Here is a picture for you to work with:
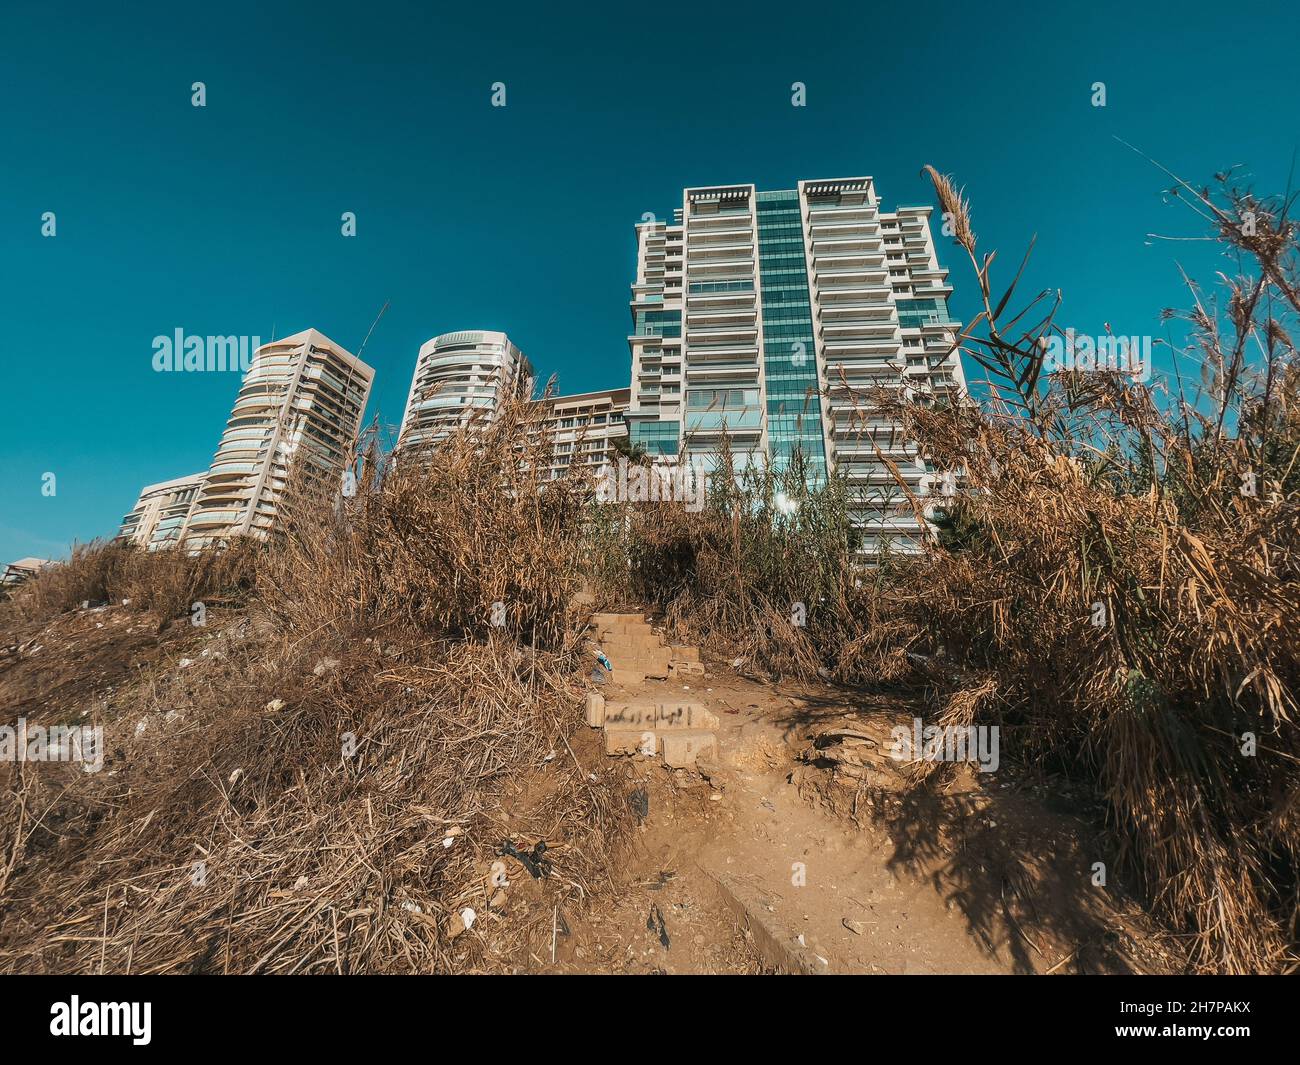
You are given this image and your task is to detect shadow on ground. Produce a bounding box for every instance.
[766,681,1178,975]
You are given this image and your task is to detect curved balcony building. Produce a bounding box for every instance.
[398,330,533,453]
[183,329,374,549]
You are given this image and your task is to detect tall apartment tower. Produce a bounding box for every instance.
[117,472,207,550]
[625,177,967,554]
[398,330,533,452]
[183,329,374,548]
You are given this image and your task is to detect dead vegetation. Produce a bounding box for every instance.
[0,398,628,973]
[587,441,897,681]
[0,539,257,631]
[856,163,1300,974]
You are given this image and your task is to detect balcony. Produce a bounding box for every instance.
[815,278,891,298]
[843,465,923,486]
[824,336,905,356]
[819,296,894,314]
[826,383,904,410]
[820,318,897,338]
[686,291,756,310]
[810,236,882,258]
[687,258,755,277]
[687,349,760,367]
[809,217,880,237]
[834,442,916,465]
[688,240,754,258]
[688,225,753,244]
[806,203,876,220]
[690,315,759,333]
[689,211,753,229]
[831,353,906,374]
[686,364,760,385]
[812,249,885,270]
[684,408,763,433]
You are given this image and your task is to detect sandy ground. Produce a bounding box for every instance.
[1,605,1184,975]
[544,655,1184,975]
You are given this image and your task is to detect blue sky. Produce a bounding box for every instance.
[2,0,1298,563]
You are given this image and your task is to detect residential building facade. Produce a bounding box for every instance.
[398,330,533,453]
[534,387,630,480]
[117,472,207,550]
[183,329,374,548]
[625,177,968,553]
[2,557,52,587]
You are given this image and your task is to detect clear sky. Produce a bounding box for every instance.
[2,0,1298,564]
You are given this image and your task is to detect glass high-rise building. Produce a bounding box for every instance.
[625,177,968,554]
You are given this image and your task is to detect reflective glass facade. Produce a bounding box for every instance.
[756,190,827,486]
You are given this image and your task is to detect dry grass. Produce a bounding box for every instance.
[0,396,629,973]
[850,165,1300,973]
[0,631,621,973]
[587,443,889,679]
[1,540,256,631]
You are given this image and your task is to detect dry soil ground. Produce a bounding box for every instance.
[547,654,1184,975]
[0,605,1185,974]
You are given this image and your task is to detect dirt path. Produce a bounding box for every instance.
[695,723,1008,974]
[554,652,1181,975]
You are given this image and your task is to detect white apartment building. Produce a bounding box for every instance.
[1,557,52,587]
[534,387,630,480]
[398,330,533,452]
[183,328,374,548]
[625,177,968,555]
[117,472,207,550]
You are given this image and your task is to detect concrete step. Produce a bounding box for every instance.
[603,701,720,731]
[661,730,718,769]
[587,693,720,731]
[604,727,718,769]
[589,613,704,686]
[589,690,719,770]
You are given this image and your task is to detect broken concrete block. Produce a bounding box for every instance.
[585,691,606,728]
[661,730,718,769]
[671,660,706,677]
[605,729,659,757]
[604,702,711,729]
[670,645,700,663]
[612,669,645,687]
